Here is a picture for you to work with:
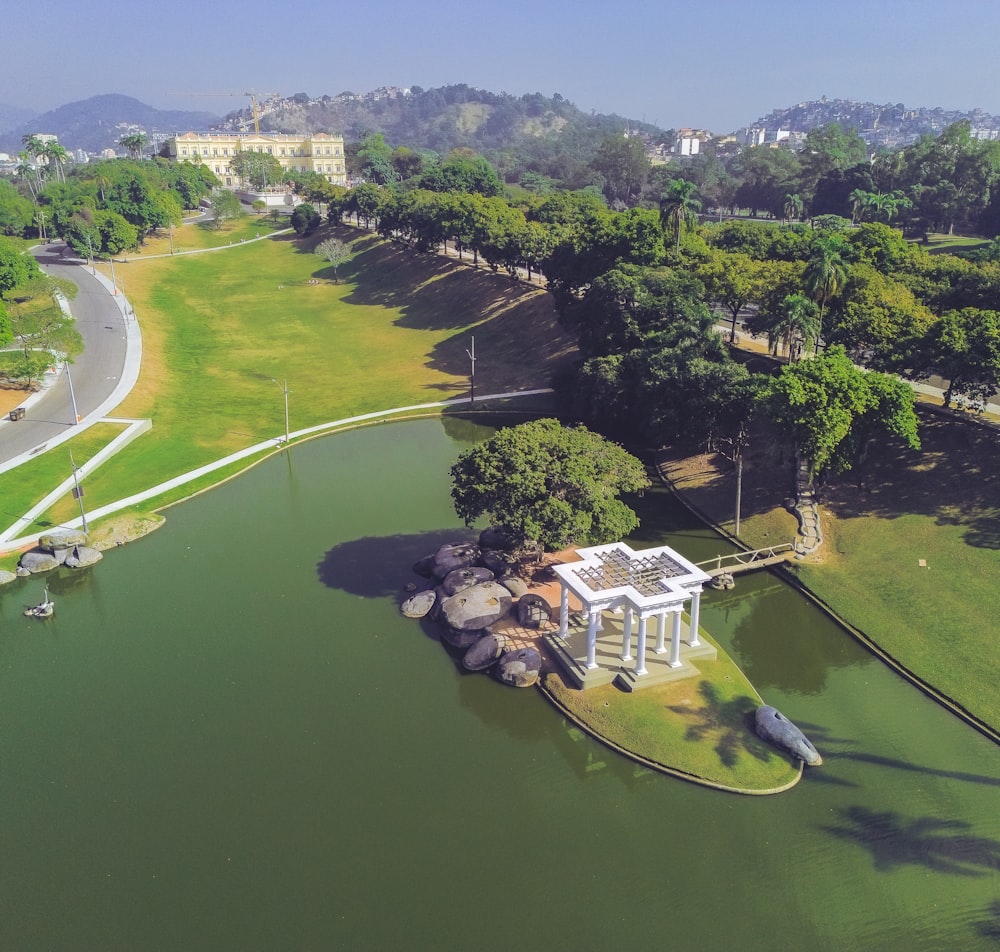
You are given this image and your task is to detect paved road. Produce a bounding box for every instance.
[0,245,130,468]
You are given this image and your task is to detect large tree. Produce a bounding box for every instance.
[763,344,919,482]
[591,134,650,206]
[229,149,283,190]
[659,178,701,252]
[450,418,651,550]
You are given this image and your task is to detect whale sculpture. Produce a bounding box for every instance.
[754,705,823,766]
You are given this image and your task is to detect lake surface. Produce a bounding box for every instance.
[2,417,998,951]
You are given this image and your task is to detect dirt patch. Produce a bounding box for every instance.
[0,385,31,417]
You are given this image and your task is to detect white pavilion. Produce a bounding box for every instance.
[546,542,716,691]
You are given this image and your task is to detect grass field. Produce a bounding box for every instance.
[658,408,1000,734]
[542,642,802,792]
[0,218,578,548]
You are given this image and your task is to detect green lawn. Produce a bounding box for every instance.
[0,223,576,542]
[659,410,1000,735]
[542,633,801,792]
[920,232,990,255]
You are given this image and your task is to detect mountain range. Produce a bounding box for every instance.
[4,88,1000,160]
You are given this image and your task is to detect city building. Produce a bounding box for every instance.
[162,131,347,187]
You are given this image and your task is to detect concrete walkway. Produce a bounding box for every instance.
[0,389,554,556]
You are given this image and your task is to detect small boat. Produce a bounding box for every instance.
[24,587,54,619]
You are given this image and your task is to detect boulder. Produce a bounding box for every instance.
[478,527,519,551]
[442,566,494,596]
[64,546,102,569]
[516,593,552,628]
[18,551,60,574]
[462,632,507,671]
[754,705,823,766]
[497,575,528,597]
[412,554,437,579]
[440,581,513,631]
[38,529,88,552]
[427,586,448,622]
[400,589,436,619]
[495,647,542,688]
[440,626,486,650]
[481,549,518,576]
[432,542,481,580]
[0,569,17,586]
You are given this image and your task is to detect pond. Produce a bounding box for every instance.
[1,417,998,951]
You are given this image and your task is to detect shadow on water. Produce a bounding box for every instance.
[823,806,1000,875]
[316,529,477,599]
[802,724,1000,788]
[667,681,776,769]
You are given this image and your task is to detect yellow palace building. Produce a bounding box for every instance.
[163,131,347,187]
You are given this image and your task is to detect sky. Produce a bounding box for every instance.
[6,0,1000,132]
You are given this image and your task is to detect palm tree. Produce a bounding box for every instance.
[848,188,874,225]
[769,293,820,360]
[802,237,848,352]
[119,132,148,160]
[43,141,69,183]
[782,193,804,226]
[15,151,42,200]
[881,190,912,228]
[659,179,701,252]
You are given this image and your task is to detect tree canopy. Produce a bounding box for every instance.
[450,418,651,550]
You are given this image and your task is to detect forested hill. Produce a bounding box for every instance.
[237,85,671,167]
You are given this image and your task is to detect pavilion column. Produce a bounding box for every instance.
[558,585,570,637]
[654,611,667,653]
[620,607,634,662]
[634,615,649,676]
[586,609,600,669]
[688,590,702,647]
[669,609,683,667]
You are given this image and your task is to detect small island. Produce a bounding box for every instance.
[401,417,805,794]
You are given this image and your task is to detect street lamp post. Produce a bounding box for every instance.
[109,255,117,295]
[69,450,88,533]
[272,378,290,447]
[465,336,477,405]
[64,360,81,424]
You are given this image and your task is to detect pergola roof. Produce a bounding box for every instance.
[552,542,711,614]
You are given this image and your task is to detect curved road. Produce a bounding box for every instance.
[0,245,133,472]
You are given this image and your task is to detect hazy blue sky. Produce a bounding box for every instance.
[6,0,1000,131]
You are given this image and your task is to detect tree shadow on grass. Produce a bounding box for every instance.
[667,680,776,768]
[824,413,1000,550]
[823,805,1000,875]
[975,900,1000,942]
[316,529,476,599]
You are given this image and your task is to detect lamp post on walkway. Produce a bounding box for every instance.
[465,336,477,405]
[69,449,88,533]
[65,360,81,424]
[272,378,290,447]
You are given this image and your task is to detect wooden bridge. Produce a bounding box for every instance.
[697,543,795,577]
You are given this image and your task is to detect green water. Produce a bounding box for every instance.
[1,418,998,951]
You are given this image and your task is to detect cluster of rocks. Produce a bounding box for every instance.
[400,529,552,688]
[15,529,103,577]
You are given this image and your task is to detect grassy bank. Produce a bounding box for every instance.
[1,221,577,530]
[542,637,802,793]
[659,409,1000,734]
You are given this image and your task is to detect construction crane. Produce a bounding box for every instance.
[170,91,281,134]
